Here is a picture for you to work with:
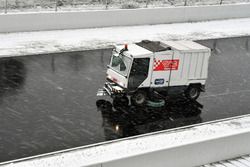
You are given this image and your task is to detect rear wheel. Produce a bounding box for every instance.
[131,90,147,106]
[185,86,200,100]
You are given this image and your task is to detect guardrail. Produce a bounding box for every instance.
[0,4,250,33]
[1,115,250,167]
[1,0,250,14]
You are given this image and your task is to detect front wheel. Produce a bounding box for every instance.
[185,86,201,100]
[131,90,147,106]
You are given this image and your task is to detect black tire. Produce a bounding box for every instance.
[113,96,129,110]
[131,90,147,106]
[185,86,200,100]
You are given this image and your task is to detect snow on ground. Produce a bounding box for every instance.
[1,17,250,57]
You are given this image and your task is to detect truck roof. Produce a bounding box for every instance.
[163,41,210,51]
[136,40,172,52]
[116,43,152,56]
[115,40,210,57]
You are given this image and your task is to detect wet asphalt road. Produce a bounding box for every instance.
[1,36,250,162]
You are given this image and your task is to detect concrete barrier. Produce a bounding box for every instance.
[0,4,250,33]
[1,115,250,167]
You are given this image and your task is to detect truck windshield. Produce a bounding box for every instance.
[110,51,132,76]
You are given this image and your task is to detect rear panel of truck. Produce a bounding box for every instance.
[169,50,210,86]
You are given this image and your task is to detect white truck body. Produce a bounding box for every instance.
[98,40,211,104]
[150,41,210,88]
[107,40,211,89]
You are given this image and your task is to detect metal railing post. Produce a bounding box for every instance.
[105,0,109,9]
[4,0,8,14]
[55,0,58,11]
[184,0,188,6]
[167,0,174,6]
[146,0,150,8]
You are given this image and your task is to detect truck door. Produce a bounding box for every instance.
[128,58,150,90]
[151,51,175,87]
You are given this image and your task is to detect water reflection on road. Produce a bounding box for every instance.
[97,99,202,140]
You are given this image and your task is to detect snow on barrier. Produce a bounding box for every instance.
[0,4,250,33]
[1,114,250,167]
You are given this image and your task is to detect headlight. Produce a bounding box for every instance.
[107,74,112,80]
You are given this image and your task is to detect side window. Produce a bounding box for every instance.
[128,58,150,89]
[130,58,150,76]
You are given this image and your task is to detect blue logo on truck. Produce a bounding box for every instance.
[155,79,164,85]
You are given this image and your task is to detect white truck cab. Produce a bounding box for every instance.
[97,40,211,106]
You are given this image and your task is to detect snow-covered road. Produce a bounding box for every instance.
[0,17,250,57]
